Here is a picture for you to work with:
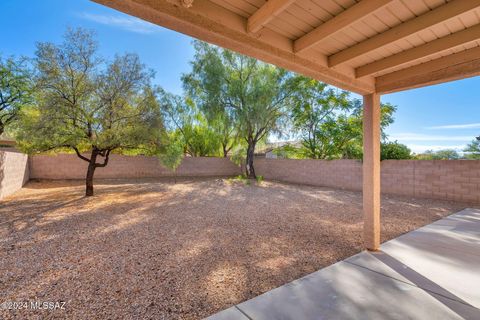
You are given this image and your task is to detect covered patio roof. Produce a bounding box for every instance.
[93,0,480,251]
[93,0,480,95]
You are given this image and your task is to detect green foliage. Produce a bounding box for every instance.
[0,55,33,135]
[464,138,480,159]
[18,28,164,155]
[16,28,167,196]
[381,141,412,160]
[272,144,305,159]
[158,133,184,172]
[342,142,363,160]
[159,89,223,157]
[182,41,297,177]
[335,101,397,160]
[230,143,247,166]
[182,45,239,157]
[289,81,398,160]
[349,100,397,142]
[416,149,461,160]
[256,175,264,184]
[290,76,354,159]
[226,174,250,185]
[208,112,239,157]
[157,133,184,183]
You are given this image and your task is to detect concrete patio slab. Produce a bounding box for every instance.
[206,208,480,319]
[237,260,472,320]
[348,209,480,309]
[207,307,250,320]
[378,208,480,309]
[424,208,480,238]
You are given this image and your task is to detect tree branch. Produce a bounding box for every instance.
[72,146,91,162]
[95,149,111,167]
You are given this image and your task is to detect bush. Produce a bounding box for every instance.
[415,149,461,160]
[381,141,412,160]
[227,175,249,185]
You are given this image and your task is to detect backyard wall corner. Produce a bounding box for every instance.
[0,149,29,199]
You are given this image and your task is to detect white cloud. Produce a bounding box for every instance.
[426,123,480,130]
[78,12,161,34]
[390,133,472,141]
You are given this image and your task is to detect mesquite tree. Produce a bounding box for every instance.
[17,28,164,196]
[183,46,239,158]
[464,137,480,159]
[290,82,397,160]
[0,56,32,136]
[290,76,353,159]
[183,41,295,178]
[159,90,223,157]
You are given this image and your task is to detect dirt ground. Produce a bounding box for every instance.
[0,178,466,319]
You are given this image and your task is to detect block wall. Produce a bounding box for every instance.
[0,149,29,199]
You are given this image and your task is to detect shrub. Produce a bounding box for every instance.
[381,141,412,160]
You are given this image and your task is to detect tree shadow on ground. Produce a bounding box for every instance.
[0,178,468,319]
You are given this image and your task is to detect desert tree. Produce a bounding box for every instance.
[17,28,166,196]
[158,132,184,183]
[182,41,296,178]
[289,76,353,159]
[182,44,239,158]
[341,100,397,159]
[464,137,480,159]
[0,55,32,136]
[159,89,223,157]
[416,149,461,160]
[381,141,412,160]
[290,82,398,160]
[209,112,238,157]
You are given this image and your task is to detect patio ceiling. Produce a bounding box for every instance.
[93,0,480,94]
[92,0,480,251]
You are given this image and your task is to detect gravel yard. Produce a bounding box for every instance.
[0,178,465,319]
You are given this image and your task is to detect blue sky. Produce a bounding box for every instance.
[1,0,478,153]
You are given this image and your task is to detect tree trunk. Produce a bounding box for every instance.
[223,145,228,158]
[85,150,98,197]
[246,141,256,179]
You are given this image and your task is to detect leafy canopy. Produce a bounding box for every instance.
[182,41,297,177]
[416,149,461,160]
[381,141,412,160]
[159,89,223,157]
[17,28,164,157]
[289,77,355,159]
[0,55,33,136]
[289,79,398,160]
[464,138,480,160]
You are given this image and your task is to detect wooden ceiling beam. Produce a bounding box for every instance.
[294,0,393,53]
[356,23,480,78]
[91,0,375,94]
[247,0,296,34]
[376,46,480,93]
[329,0,480,67]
